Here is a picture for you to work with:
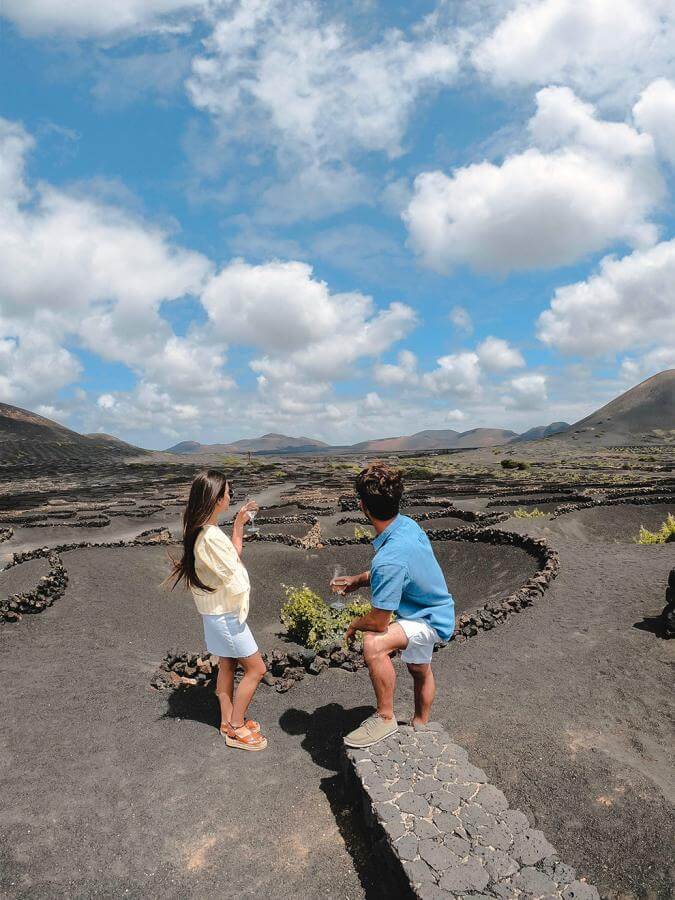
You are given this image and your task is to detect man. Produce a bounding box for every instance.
[333,463,455,748]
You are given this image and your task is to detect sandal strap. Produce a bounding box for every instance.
[221,719,260,734]
[226,722,264,744]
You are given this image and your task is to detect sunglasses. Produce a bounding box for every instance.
[226,481,235,500]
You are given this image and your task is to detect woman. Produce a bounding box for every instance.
[168,469,268,751]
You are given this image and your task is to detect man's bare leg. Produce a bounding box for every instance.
[362,623,409,720]
[407,662,436,725]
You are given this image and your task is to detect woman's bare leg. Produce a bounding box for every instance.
[230,651,266,728]
[215,656,236,728]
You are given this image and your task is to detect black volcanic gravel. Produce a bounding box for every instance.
[1,503,673,898]
[550,502,674,543]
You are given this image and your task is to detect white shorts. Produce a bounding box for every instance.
[398,618,440,665]
[202,613,258,659]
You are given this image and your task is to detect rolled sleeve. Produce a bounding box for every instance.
[371,563,407,613]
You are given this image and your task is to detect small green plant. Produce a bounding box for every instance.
[403,465,437,479]
[280,585,371,650]
[500,458,529,470]
[354,524,375,539]
[636,514,675,544]
[513,506,547,519]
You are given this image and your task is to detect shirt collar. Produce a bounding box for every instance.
[372,514,402,550]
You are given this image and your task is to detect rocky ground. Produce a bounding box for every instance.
[0,451,673,898]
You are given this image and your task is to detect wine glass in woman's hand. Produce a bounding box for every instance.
[243,496,260,534]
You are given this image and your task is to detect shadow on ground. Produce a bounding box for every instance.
[633,614,673,639]
[161,682,221,728]
[280,703,394,900]
[160,687,392,898]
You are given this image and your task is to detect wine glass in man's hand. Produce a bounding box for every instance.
[330,564,348,595]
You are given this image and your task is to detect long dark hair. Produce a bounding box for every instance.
[167,469,230,592]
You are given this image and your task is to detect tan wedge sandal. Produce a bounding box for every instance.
[223,721,267,751]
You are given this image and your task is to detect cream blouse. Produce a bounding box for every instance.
[190,524,250,622]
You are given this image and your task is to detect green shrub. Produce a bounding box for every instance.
[404,465,437,479]
[500,458,529,470]
[636,514,675,545]
[354,524,375,539]
[513,506,546,519]
[280,584,371,650]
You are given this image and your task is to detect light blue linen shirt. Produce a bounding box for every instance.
[370,514,455,641]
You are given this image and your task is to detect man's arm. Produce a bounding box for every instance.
[345,606,391,643]
[332,570,370,593]
[345,562,406,642]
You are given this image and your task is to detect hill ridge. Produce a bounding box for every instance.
[555,369,675,446]
[0,402,146,466]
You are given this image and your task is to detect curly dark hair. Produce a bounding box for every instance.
[355,462,404,521]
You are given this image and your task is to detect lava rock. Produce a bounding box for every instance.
[308,656,327,675]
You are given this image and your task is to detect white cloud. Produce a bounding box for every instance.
[449,306,473,334]
[187,0,458,165]
[0,116,230,417]
[257,163,373,224]
[505,373,548,409]
[1,116,425,441]
[633,78,675,168]
[537,238,675,358]
[446,408,466,422]
[97,394,116,409]
[1,192,210,322]
[374,350,419,386]
[202,259,416,382]
[476,336,524,372]
[87,381,206,441]
[620,347,675,383]
[1,0,207,37]
[404,86,662,273]
[472,0,675,107]
[373,338,525,400]
[363,391,384,411]
[0,332,81,407]
[422,352,483,398]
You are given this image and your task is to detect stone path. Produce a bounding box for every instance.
[344,725,600,900]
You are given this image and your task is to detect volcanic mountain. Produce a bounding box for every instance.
[348,430,460,454]
[556,369,675,446]
[0,403,146,466]
[510,422,570,443]
[165,433,329,454]
[345,428,517,453]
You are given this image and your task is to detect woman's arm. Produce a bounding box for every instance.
[231,501,257,557]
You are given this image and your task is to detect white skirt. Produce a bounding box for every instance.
[202,613,258,659]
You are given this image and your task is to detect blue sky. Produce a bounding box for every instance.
[1,1,674,449]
